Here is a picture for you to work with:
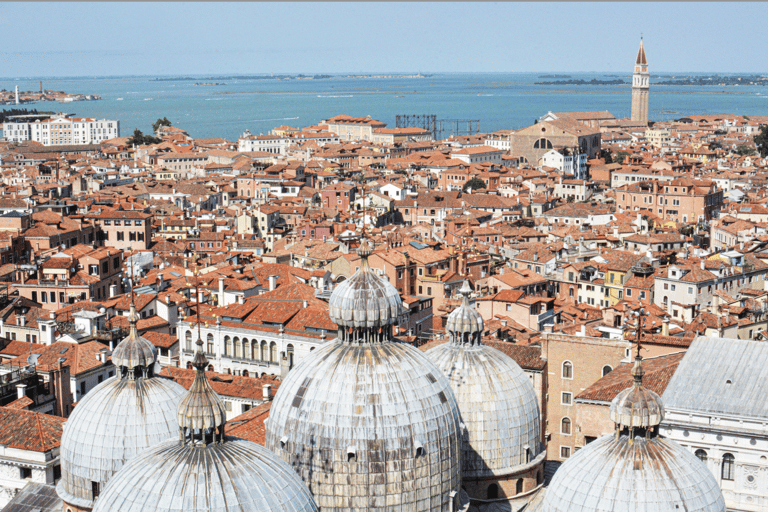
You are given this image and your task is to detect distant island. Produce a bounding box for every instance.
[193,82,225,86]
[535,78,627,85]
[538,74,571,79]
[151,73,430,82]
[655,74,768,86]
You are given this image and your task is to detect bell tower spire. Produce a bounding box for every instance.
[631,36,650,126]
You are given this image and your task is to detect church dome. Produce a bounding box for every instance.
[92,335,318,512]
[266,240,467,512]
[111,305,156,369]
[56,307,185,510]
[533,356,725,512]
[444,280,484,341]
[327,239,403,329]
[426,341,543,479]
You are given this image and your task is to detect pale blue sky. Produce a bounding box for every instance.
[1,2,765,77]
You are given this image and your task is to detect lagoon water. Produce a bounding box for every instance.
[1,73,767,141]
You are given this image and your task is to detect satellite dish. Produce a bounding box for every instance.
[26,353,40,366]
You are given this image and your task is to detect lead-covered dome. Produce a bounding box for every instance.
[93,335,319,512]
[111,304,156,369]
[328,239,402,329]
[57,307,185,510]
[266,239,467,512]
[265,340,465,511]
[533,355,725,512]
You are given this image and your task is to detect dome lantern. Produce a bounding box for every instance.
[445,279,484,346]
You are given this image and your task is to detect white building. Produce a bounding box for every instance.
[662,336,768,512]
[237,130,291,154]
[541,148,588,179]
[3,115,119,145]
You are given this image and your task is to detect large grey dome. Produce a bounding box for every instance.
[536,434,725,512]
[93,329,319,512]
[91,437,318,512]
[533,355,725,512]
[328,239,402,329]
[265,340,466,511]
[56,375,185,509]
[426,342,543,478]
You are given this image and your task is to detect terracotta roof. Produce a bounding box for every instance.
[227,401,272,446]
[0,407,64,452]
[576,352,686,403]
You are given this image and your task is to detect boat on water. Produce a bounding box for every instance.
[143,98,154,101]
[116,97,123,101]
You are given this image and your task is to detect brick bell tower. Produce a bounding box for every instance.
[631,37,649,126]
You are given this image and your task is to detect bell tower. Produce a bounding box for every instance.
[631,37,649,126]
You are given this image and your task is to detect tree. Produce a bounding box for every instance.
[754,125,768,157]
[613,150,630,165]
[734,144,757,156]
[152,117,172,133]
[462,177,486,193]
[127,129,161,146]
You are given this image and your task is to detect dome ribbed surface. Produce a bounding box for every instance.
[535,434,726,512]
[91,438,318,512]
[265,340,464,512]
[426,342,543,478]
[111,331,157,369]
[176,365,227,432]
[327,241,402,329]
[445,281,483,337]
[610,385,664,429]
[56,376,185,509]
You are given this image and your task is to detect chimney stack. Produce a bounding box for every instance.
[269,275,278,291]
[662,316,670,336]
[16,384,27,400]
[263,384,273,401]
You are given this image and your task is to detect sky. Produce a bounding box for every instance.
[2,2,767,77]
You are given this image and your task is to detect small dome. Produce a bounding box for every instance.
[111,306,156,369]
[56,376,185,509]
[328,239,402,329]
[92,438,318,512]
[176,345,227,433]
[445,280,484,342]
[610,358,664,429]
[426,341,543,478]
[535,435,725,512]
[265,340,466,511]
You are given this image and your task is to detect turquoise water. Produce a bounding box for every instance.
[2,73,767,141]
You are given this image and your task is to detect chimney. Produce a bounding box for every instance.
[269,275,278,291]
[662,316,670,336]
[16,383,27,400]
[157,273,164,292]
[303,300,308,308]
[53,358,73,417]
[219,277,225,305]
[579,324,586,337]
[263,384,273,401]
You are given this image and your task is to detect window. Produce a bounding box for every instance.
[561,392,572,405]
[602,365,613,377]
[20,467,32,479]
[560,446,571,459]
[695,449,708,462]
[722,453,735,481]
[561,418,572,435]
[562,361,573,379]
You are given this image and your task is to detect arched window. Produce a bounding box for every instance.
[722,453,735,481]
[487,483,498,499]
[516,478,523,495]
[251,342,258,360]
[287,344,295,369]
[561,417,571,435]
[225,337,232,357]
[270,342,277,363]
[695,449,708,462]
[185,331,192,351]
[233,337,240,358]
[261,340,268,361]
[206,333,214,355]
[242,369,249,377]
[562,361,573,379]
[186,361,192,369]
[533,138,553,150]
[602,365,613,377]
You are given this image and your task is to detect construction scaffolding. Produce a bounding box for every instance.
[395,114,480,141]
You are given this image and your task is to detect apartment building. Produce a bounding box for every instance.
[320,114,386,141]
[237,131,291,154]
[616,178,724,224]
[3,115,119,145]
[92,209,153,251]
